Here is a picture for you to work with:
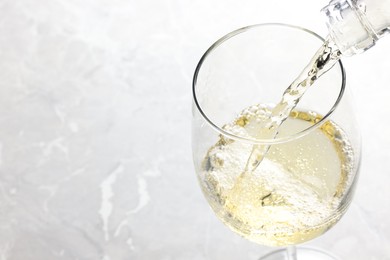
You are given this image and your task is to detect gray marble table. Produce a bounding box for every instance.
[0,0,389,259]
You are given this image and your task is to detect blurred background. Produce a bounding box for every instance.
[0,0,389,259]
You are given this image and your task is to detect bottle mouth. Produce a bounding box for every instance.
[321,0,378,56]
[192,23,346,145]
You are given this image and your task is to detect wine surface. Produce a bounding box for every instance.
[201,107,354,246]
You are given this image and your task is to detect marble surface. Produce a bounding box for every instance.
[0,0,390,259]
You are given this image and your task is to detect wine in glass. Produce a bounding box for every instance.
[192,24,361,259]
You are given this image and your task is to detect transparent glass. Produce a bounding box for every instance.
[322,0,390,56]
[192,24,361,259]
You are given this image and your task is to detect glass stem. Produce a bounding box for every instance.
[286,246,297,260]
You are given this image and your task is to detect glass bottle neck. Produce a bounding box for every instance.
[322,0,389,56]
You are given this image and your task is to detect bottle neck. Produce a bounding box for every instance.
[322,0,379,56]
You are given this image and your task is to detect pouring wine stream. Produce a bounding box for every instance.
[244,37,342,174]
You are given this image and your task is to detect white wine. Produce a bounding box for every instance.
[244,38,342,173]
[200,106,355,246]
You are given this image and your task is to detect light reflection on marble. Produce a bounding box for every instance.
[0,0,390,259]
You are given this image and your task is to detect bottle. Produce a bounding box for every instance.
[322,0,390,56]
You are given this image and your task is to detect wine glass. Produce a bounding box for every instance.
[192,24,361,260]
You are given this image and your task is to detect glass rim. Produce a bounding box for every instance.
[192,23,346,145]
